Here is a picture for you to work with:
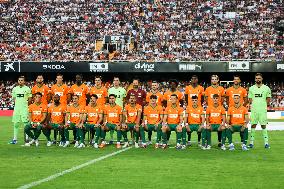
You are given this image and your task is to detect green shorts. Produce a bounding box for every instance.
[168,124,178,131]
[12,114,29,123]
[147,124,161,131]
[25,124,43,130]
[66,123,77,130]
[50,123,63,129]
[250,111,268,125]
[84,123,96,130]
[230,125,244,132]
[211,124,220,132]
[127,123,135,130]
[189,124,200,132]
[106,123,117,130]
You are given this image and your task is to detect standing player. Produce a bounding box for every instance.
[88,76,108,106]
[122,94,142,148]
[126,78,146,106]
[69,74,88,107]
[50,74,70,106]
[226,95,249,151]
[31,75,51,105]
[9,76,32,144]
[161,94,184,149]
[108,77,126,143]
[184,96,205,148]
[184,75,204,146]
[82,94,103,148]
[99,94,123,149]
[24,92,47,147]
[64,95,85,148]
[205,94,226,150]
[225,75,248,142]
[204,75,225,147]
[43,94,66,146]
[248,73,271,148]
[163,79,184,107]
[141,95,164,148]
[145,81,163,143]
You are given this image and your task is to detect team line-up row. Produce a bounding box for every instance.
[11,73,272,150]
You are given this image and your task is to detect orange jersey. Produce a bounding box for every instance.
[185,106,204,124]
[48,104,66,124]
[124,104,142,123]
[84,105,103,124]
[88,86,108,105]
[50,84,69,105]
[205,86,225,106]
[104,104,122,124]
[146,91,164,106]
[67,104,84,124]
[28,103,48,122]
[70,84,88,106]
[32,84,50,105]
[143,105,163,124]
[185,85,204,107]
[206,105,226,124]
[228,105,248,125]
[226,86,247,107]
[163,90,183,106]
[164,105,183,124]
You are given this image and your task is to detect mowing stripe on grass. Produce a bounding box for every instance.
[17,147,132,189]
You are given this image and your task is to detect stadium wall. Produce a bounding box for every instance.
[0,61,283,73]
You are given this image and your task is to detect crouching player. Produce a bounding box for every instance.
[226,95,249,151]
[204,94,226,150]
[82,94,103,148]
[122,94,142,148]
[184,95,205,148]
[24,92,47,147]
[99,94,123,149]
[161,94,184,149]
[64,95,85,148]
[141,95,164,149]
[43,94,66,146]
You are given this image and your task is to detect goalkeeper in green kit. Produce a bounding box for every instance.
[9,76,32,144]
[248,73,271,149]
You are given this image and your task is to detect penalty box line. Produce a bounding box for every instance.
[17,147,132,189]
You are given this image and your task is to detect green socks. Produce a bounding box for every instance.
[140,127,146,143]
[250,128,256,144]
[262,128,269,144]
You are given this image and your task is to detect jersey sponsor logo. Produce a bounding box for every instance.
[16,94,24,98]
[190,94,198,98]
[129,112,137,117]
[232,93,240,98]
[211,113,220,117]
[149,114,159,118]
[96,94,103,98]
[190,113,200,118]
[232,114,242,118]
[55,92,63,96]
[33,111,42,115]
[71,113,80,117]
[109,113,118,117]
[74,92,82,96]
[168,114,178,118]
[255,94,263,97]
[52,112,62,116]
[89,113,98,117]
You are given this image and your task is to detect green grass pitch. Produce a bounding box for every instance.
[1,117,284,189]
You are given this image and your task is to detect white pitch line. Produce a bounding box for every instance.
[17,147,132,189]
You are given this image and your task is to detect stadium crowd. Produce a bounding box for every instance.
[0,0,283,61]
[1,79,284,110]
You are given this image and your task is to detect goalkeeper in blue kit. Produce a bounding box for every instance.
[248,73,271,149]
[9,76,32,144]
